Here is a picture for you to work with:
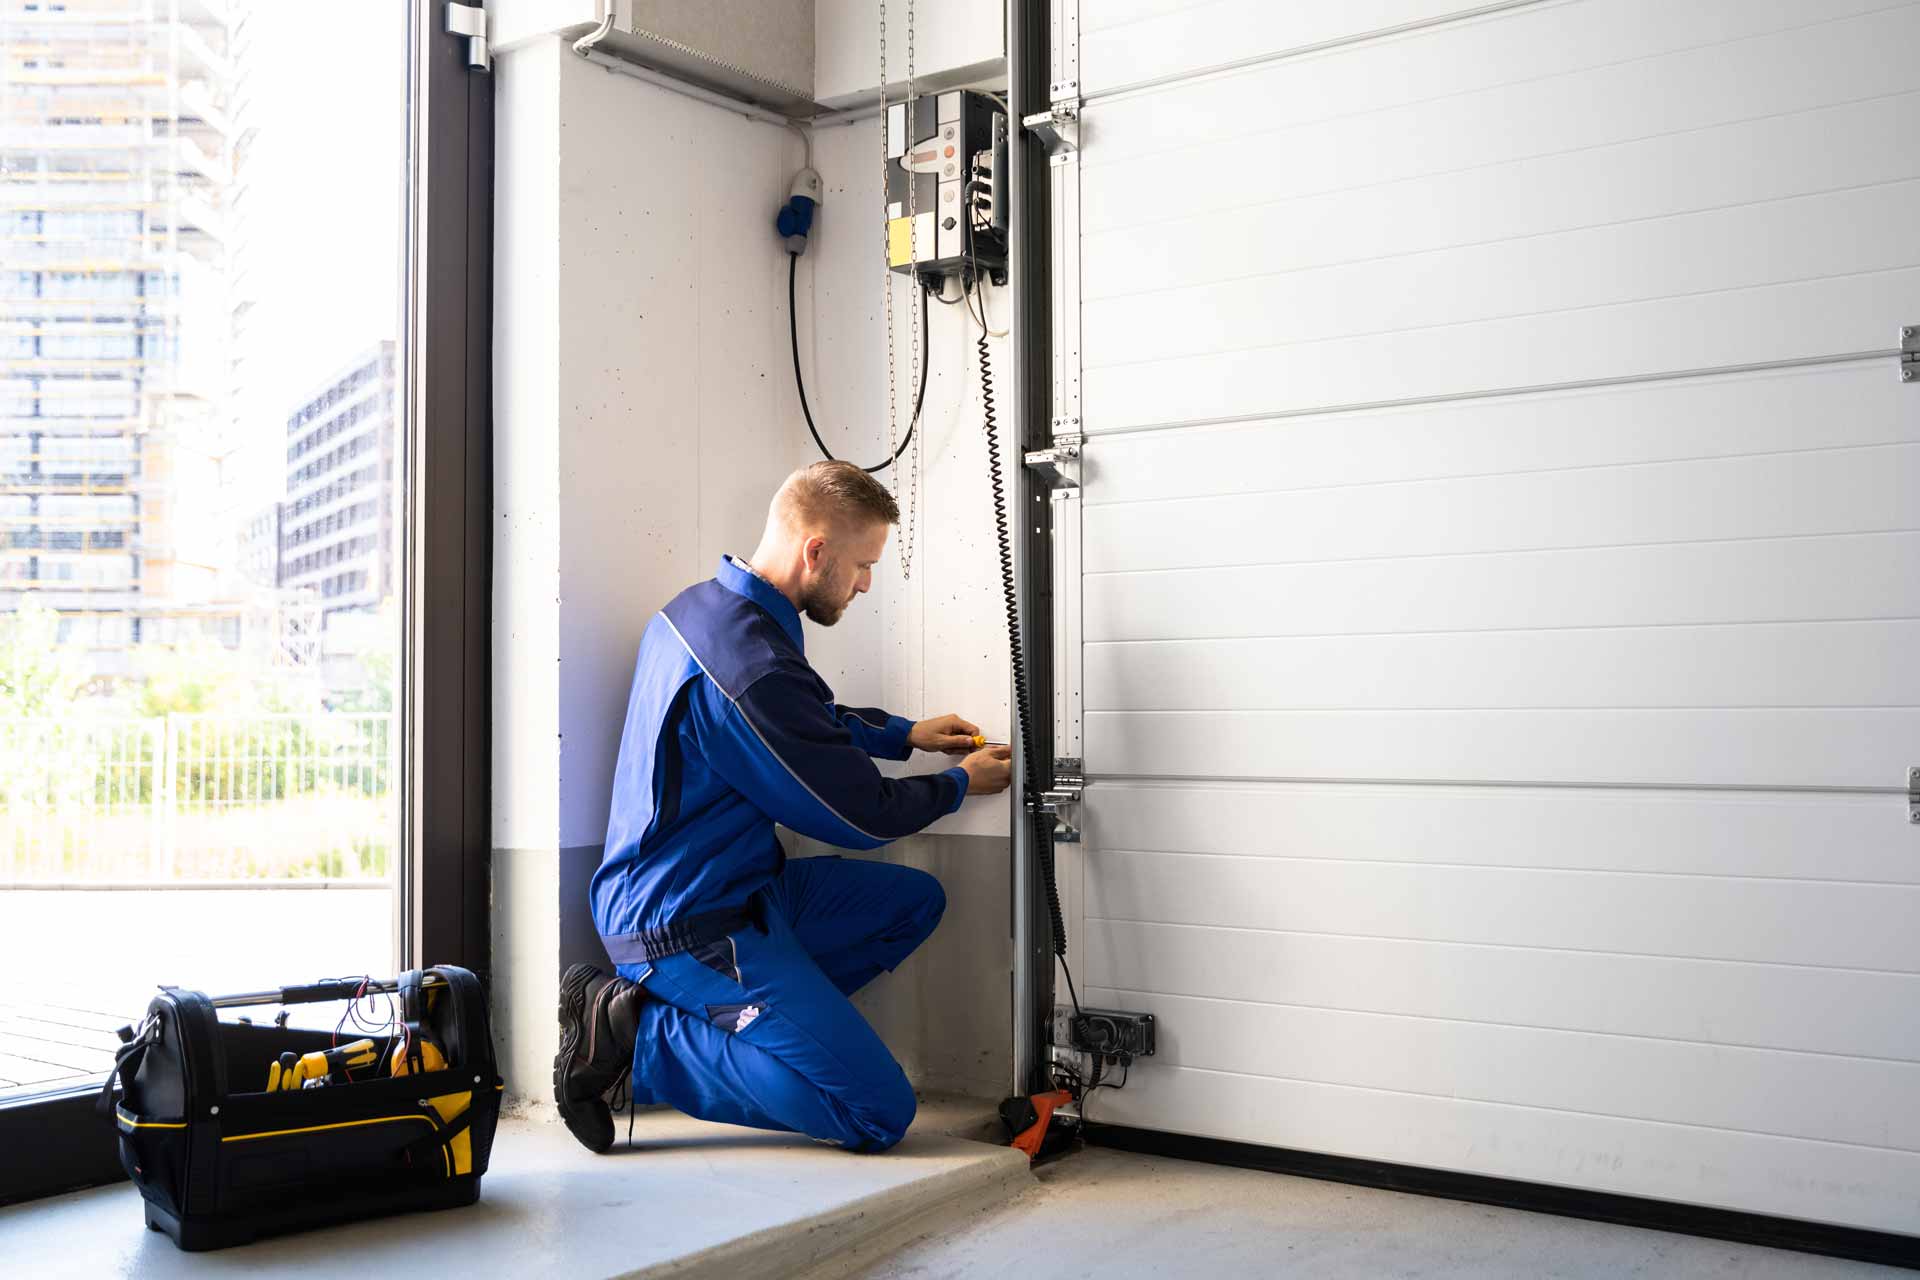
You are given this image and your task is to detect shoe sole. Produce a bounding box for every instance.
[553,963,615,1154]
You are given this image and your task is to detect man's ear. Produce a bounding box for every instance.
[803,535,827,571]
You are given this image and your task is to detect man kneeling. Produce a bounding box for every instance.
[555,461,1013,1153]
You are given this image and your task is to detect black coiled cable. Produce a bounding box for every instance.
[789,253,929,474]
[975,308,1081,1018]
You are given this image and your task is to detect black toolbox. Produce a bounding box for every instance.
[99,966,503,1251]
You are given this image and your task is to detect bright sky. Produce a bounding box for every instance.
[227,0,407,503]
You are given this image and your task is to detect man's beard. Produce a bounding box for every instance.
[799,567,850,626]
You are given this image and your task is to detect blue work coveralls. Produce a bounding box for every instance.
[590,556,971,1151]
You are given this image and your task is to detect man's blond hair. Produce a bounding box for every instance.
[776,460,899,532]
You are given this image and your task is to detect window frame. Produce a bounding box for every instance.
[0,0,493,1207]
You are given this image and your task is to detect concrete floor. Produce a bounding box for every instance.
[845,1147,1910,1280]
[1,1097,1026,1280]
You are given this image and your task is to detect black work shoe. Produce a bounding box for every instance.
[553,962,644,1154]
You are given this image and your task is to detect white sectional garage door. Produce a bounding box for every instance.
[1059,0,1920,1235]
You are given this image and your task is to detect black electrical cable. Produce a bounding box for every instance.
[788,253,930,474]
[1080,1056,1130,1123]
[972,277,1080,1021]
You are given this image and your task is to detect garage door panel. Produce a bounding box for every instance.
[1087,708,1914,790]
[1087,621,1920,711]
[1085,919,1920,1061]
[1087,181,1920,372]
[1085,989,1920,1154]
[1080,0,1901,106]
[1082,3,1917,227]
[1085,268,1915,432]
[1085,441,1919,573]
[1059,0,1920,1233]
[1088,93,1918,298]
[1083,783,1920,883]
[1088,534,1920,644]
[1087,1066,1920,1236]
[1081,0,1505,93]
[1082,850,1920,972]
[1080,363,1913,505]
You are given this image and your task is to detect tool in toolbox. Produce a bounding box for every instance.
[99,965,503,1252]
[266,1038,379,1091]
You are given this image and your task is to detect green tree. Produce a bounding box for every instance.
[133,634,237,716]
[0,599,88,716]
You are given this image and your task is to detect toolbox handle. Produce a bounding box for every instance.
[207,975,453,1009]
[273,979,377,1005]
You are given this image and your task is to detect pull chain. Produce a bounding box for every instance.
[879,0,895,487]
[879,1,921,580]
[898,0,921,580]
[878,2,906,578]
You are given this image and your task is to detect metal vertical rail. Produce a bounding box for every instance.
[1008,0,1058,1097]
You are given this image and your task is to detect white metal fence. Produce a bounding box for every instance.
[0,714,396,883]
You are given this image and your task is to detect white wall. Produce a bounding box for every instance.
[815,0,1006,106]
[492,38,1016,1105]
[490,37,566,1101]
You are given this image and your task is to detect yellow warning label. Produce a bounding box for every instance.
[888,217,914,268]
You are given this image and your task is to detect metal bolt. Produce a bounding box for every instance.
[1906,369,1918,382]
[418,1098,430,1107]
[1905,327,1917,341]
[209,1106,219,1116]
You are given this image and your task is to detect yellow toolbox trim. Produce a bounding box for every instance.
[222,1114,452,1175]
[115,1108,187,1131]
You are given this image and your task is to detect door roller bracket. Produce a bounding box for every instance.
[1909,766,1919,825]
[1025,430,1081,490]
[1022,99,1080,157]
[1033,757,1084,843]
[1903,326,1919,384]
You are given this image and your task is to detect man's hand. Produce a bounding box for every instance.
[959,744,1013,797]
[909,713,982,756]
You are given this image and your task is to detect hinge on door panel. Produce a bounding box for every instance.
[1909,766,1919,824]
[1022,95,1079,157]
[446,2,490,72]
[1902,327,1919,384]
[1025,428,1081,489]
[1033,757,1083,843]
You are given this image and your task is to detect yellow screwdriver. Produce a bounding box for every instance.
[275,1039,379,1090]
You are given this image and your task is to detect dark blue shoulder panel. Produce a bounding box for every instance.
[661,579,802,700]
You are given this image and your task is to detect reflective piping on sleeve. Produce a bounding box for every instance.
[659,614,887,845]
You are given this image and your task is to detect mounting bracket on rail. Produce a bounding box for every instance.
[1033,757,1084,843]
[1903,326,1919,384]
[1025,428,1082,489]
[1908,766,1919,824]
[1022,93,1080,157]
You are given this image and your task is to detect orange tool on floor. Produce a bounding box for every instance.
[1004,1089,1074,1160]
